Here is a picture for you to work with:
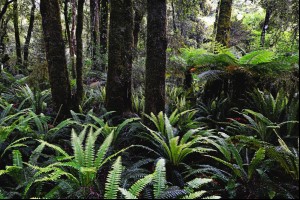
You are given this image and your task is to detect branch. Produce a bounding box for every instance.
[0,0,16,21]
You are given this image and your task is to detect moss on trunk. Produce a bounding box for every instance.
[145,0,167,115]
[40,0,72,121]
[105,0,134,115]
[215,0,233,48]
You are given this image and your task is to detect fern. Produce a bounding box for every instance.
[153,159,166,199]
[104,157,123,199]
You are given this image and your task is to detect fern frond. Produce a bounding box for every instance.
[153,159,166,199]
[186,178,213,189]
[119,188,138,199]
[104,157,123,199]
[129,174,153,197]
[71,129,85,166]
[181,191,206,199]
[95,131,113,169]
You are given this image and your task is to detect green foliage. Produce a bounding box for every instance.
[105,157,123,199]
[227,109,298,142]
[142,112,214,166]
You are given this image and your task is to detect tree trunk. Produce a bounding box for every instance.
[215,0,233,48]
[0,0,15,21]
[40,0,72,121]
[145,0,167,115]
[260,6,272,47]
[23,0,35,68]
[133,9,144,49]
[99,0,108,71]
[105,0,133,115]
[64,0,77,78]
[13,0,22,66]
[171,0,177,33]
[75,0,85,109]
[90,0,100,70]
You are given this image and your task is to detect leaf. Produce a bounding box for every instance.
[104,157,123,199]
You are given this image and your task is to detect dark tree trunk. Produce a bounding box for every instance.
[145,0,167,115]
[40,0,72,121]
[64,0,71,47]
[13,0,22,66]
[75,0,85,110]
[99,0,108,71]
[106,0,133,115]
[171,0,177,33]
[90,0,100,70]
[133,9,143,49]
[215,0,233,48]
[260,6,272,47]
[23,0,35,68]
[0,0,15,21]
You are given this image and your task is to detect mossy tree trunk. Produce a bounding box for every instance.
[23,0,35,68]
[215,0,233,48]
[145,0,167,115]
[90,0,100,70]
[75,0,85,110]
[13,0,22,67]
[40,0,72,121]
[99,0,108,71]
[105,0,134,115]
[133,9,144,49]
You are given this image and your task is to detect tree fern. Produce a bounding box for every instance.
[104,157,123,199]
[239,50,276,65]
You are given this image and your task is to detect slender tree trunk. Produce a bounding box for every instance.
[0,0,15,21]
[99,0,108,71]
[64,0,71,47]
[106,0,133,115]
[23,0,35,67]
[215,0,233,48]
[90,0,100,70]
[70,0,77,78]
[40,0,72,121]
[133,9,143,49]
[13,0,22,66]
[75,0,85,109]
[145,0,167,115]
[260,6,272,47]
[171,0,177,33]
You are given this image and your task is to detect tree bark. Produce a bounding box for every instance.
[40,0,72,121]
[99,0,108,71]
[215,0,233,48]
[90,0,100,70]
[23,0,35,68]
[75,0,85,109]
[145,0,167,115]
[260,6,272,47]
[171,0,177,33]
[105,0,133,115]
[0,0,15,21]
[13,0,22,66]
[133,9,144,49]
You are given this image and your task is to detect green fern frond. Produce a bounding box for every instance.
[104,157,123,199]
[71,129,85,166]
[239,50,276,65]
[12,150,23,168]
[181,191,206,199]
[186,178,213,189]
[153,159,166,199]
[129,174,153,197]
[119,188,138,199]
[95,131,114,169]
